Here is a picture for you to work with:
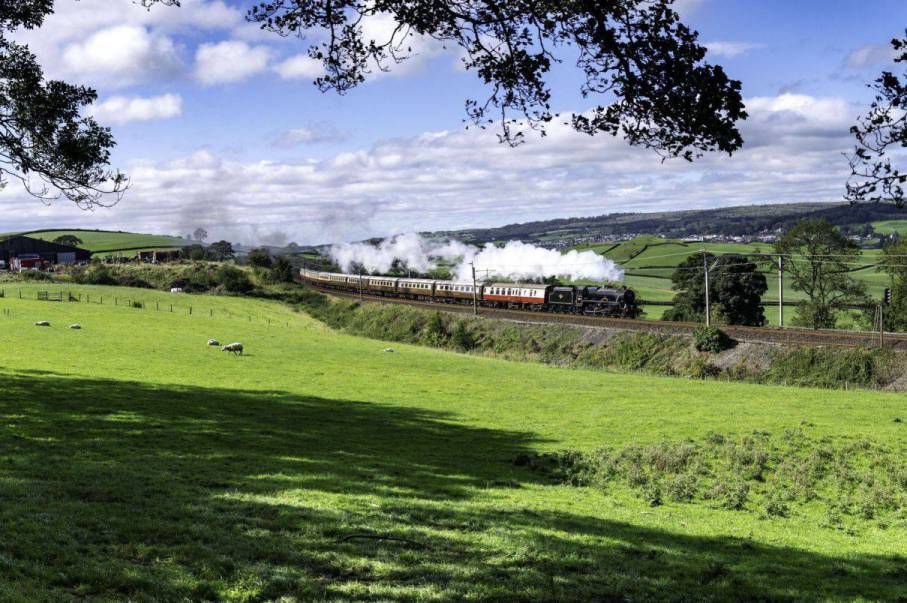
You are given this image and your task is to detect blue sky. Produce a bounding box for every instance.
[3,0,906,245]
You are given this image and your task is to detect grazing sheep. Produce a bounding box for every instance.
[170,287,183,294]
[221,342,243,355]
[34,321,50,327]
[207,339,220,346]
[69,324,81,330]
[384,348,395,353]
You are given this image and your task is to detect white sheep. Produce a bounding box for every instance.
[207,339,220,346]
[221,342,243,355]
[34,321,50,327]
[384,348,395,353]
[170,287,183,294]
[69,324,82,330]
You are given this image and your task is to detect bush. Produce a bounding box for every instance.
[692,325,732,353]
[247,248,273,269]
[75,265,117,286]
[269,257,295,283]
[131,300,144,309]
[215,265,253,293]
[764,347,892,389]
[688,356,721,379]
[451,321,476,351]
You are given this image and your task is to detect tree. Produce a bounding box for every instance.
[0,3,127,207]
[663,252,766,326]
[52,234,83,247]
[270,256,295,283]
[182,244,206,261]
[247,248,273,268]
[147,0,746,159]
[879,239,907,331]
[206,240,235,261]
[193,228,209,242]
[845,32,907,205]
[774,220,867,329]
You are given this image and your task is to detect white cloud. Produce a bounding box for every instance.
[273,123,348,147]
[844,44,896,69]
[704,41,763,58]
[90,94,183,124]
[0,93,863,246]
[275,53,324,80]
[60,25,181,87]
[195,41,271,84]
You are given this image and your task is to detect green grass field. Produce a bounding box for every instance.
[6,229,191,255]
[0,283,904,600]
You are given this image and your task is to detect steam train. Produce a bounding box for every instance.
[300,269,641,318]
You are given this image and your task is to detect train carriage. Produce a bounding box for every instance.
[397,278,435,299]
[365,275,399,296]
[434,281,477,303]
[483,283,549,310]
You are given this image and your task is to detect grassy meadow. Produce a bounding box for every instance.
[3,229,191,255]
[0,283,904,600]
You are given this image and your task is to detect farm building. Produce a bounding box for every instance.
[0,235,91,269]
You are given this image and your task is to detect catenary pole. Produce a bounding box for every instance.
[778,255,784,328]
[703,250,710,327]
[471,263,478,316]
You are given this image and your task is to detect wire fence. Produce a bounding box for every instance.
[0,288,293,328]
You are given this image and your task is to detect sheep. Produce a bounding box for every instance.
[34,321,50,327]
[207,339,220,346]
[221,342,243,355]
[69,324,82,330]
[170,287,183,294]
[383,348,395,353]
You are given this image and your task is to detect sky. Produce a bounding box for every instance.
[2,0,906,245]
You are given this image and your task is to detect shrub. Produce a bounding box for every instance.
[131,300,144,309]
[451,321,476,351]
[75,265,117,286]
[269,257,295,283]
[424,312,448,346]
[764,347,891,389]
[688,356,721,379]
[247,248,273,269]
[692,325,732,353]
[215,265,253,294]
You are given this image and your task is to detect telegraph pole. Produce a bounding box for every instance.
[471,262,479,316]
[703,250,710,327]
[777,255,784,328]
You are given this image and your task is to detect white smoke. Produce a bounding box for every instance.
[329,233,623,283]
[453,240,623,282]
[329,233,468,274]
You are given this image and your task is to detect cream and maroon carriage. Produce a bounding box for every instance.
[396,278,435,299]
[481,283,550,311]
[433,281,477,304]
[365,275,399,296]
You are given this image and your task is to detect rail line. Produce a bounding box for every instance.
[305,282,907,350]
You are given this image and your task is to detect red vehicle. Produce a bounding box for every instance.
[13,254,43,271]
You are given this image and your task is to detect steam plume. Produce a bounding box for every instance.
[329,233,623,283]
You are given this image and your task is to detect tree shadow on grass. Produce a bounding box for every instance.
[0,369,903,601]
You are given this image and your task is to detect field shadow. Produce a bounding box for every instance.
[0,370,903,600]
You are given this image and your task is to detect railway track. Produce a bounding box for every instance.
[305,283,907,350]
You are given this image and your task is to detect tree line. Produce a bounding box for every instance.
[663,219,907,330]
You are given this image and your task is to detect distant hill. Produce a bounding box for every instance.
[4,229,194,256]
[428,202,907,246]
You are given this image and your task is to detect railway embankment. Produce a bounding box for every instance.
[297,286,907,391]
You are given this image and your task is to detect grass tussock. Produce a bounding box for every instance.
[516,428,907,532]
